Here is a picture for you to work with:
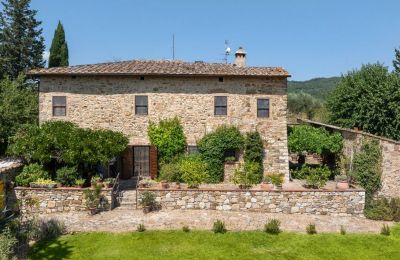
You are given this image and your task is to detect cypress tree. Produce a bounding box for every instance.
[48,21,69,67]
[0,0,45,79]
[393,48,400,74]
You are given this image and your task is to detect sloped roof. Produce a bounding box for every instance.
[28,60,290,77]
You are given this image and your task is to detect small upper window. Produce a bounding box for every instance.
[52,96,66,116]
[135,96,148,115]
[187,145,199,154]
[257,98,270,118]
[214,96,227,116]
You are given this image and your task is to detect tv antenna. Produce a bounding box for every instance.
[224,40,231,64]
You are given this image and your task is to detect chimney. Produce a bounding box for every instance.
[234,47,247,67]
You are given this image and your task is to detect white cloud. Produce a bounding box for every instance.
[42,51,50,62]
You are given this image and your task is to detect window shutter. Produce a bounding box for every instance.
[149,145,158,179]
[121,146,133,179]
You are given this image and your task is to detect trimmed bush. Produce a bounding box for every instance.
[292,166,330,188]
[340,226,346,235]
[159,162,181,182]
[233,161,262,188]
[179,155,209,188]
[198,126,244,182]
[266,174,284,187]
[15,163,49,187]
[306,223,317,234]
[365,197,400,221]
[381,224,390,236]
[264,219,282,235]
[148,117,186,164]
[182,226,190,232]
[137,224,146,232]
[33,219,66,241]
[212,220,227,234]
[56,166,79,186]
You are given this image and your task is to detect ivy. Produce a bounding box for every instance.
[243,131,264,181]
[148,117,186,164]
[350,139,382,207]
[197,126,244,183]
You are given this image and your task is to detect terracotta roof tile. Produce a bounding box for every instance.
[28,60,290,77]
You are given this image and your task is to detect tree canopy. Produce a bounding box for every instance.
[394,48,400,74]
[327,63,400,140]
[48,21,69,67]
[0,0,45,78]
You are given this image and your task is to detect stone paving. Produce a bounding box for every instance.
[40,209,393,234]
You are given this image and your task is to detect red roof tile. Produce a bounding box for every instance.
[28,60,290,77]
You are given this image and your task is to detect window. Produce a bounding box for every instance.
[214,96,227,116]
[218,77,224,82]
[135,95,148,115]
[257,98,270,118]
[187,145,199,154]
[52,96,66,116]
[224,149,238,161]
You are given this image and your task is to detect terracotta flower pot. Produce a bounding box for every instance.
[89,207,97,215]
[160,182,169,189]
[260,183,273,190]
[336,181,349,190]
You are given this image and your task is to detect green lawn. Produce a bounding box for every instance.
[29,227,400,260]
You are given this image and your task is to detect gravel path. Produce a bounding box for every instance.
[40,209,394,234]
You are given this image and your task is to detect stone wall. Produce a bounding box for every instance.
[298,119,400,198]
[38,75,289,179]
[12,187,112,214]
[140,189,365,217]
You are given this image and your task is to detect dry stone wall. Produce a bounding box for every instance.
[12,187,112,214]
[38,75,289,179]
[141,189,365,217]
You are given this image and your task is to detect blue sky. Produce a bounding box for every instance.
[26,0,400,80]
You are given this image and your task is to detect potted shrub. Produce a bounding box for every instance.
[232,162,261,189]
[30,178,58,189]
[179,155,208,189]
[139,191,160,213]
[91,176,101,187]
[104,178,115,188]
[267,174,284,189]
[75,178,85,188]
[84,185,102,215]
[335,175,349,189]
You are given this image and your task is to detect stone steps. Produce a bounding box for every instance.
[116,190,137,209]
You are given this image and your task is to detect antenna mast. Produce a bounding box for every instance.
[224,40,231,64]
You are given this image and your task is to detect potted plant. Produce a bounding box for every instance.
[160,180,169,189]
[139,191,160,213]
[224,156,236,164]
[91,176,101,187]
[75,178,85,188]
[84,185,102,215]
[267,174,284,189]
[335,175,349,189]
[30,178,58,189]
[104,178,115,188]
[260,177,273,190]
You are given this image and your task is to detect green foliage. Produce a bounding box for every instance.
[288,92,322,119]
[137,224,146,232]
[179,155,209,188]
[8,121,128,167]
[212,220,227,234]
[340,226,346,235]
[265,174,284,187]
[198,126,244,182]
[56,166,79,186]
[139,191,160,211]
[350,140,382,205]
[148,117,186,164]
[288,125,343,155]
[0,0,45,79]
[264,219,282,235]
[15,163,49,187]
[306,223,317,235]
[293,166,330,188]
[381,224,391,236]
[0,75,38,154]
[34,218,66,241]
[365,197,400,222]
[49,21,69,67]
[159,162,181,182]
[327,63,400,140]
[84,185,102,209]
[393,48,400,74]
[0,228,17,260]
[233,161,262,188]
[288,77,340,100]
[182,226,190,232]
[75,178,85,187]
[243,131,263,164]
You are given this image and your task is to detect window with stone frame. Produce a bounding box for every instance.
[257,98,270,118]
[135,95,148,115]
[52,96,66,116]
[214,96,227,116]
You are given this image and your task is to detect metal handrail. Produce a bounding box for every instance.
[135,167,142,209]
[111,172,120,209]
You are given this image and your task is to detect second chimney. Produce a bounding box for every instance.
[234,47,247,67]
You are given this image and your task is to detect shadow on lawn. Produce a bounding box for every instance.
[28,239,73,260]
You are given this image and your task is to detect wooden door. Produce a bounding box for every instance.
[133,146,150,177]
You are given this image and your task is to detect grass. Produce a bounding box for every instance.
[29,226,400,260]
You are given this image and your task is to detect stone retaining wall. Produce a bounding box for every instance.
[12,187,112,214]
[140,189,365,217]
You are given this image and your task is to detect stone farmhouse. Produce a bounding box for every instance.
[28,48,291,182]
